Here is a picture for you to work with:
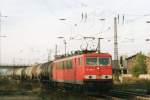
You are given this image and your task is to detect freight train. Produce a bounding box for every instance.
[5,51,113,92]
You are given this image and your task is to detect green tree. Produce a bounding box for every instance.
[131,52,147,77]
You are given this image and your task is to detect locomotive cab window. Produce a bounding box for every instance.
[78,58,82,65]
[86,57,97,65]
[99,58,111,66]
[66,60,72,69]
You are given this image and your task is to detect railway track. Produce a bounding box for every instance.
[86,89,150,100]
[106,89,150,99]
[1,79,150,100]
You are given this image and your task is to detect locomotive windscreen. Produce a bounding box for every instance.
[86,57,111,66]
[86,57,97,65]
[99,58,111,66]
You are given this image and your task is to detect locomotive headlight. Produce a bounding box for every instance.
[100,75,112,79]
[97,67,100,70]
[89,76,92,79]
[84,75,96,79]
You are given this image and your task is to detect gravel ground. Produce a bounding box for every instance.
[0,78,105,100]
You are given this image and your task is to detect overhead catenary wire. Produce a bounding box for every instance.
[39,0,150,47]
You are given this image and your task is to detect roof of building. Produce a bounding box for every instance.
[126,53,150,60]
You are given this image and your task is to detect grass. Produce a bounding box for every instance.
[113,76,150,94]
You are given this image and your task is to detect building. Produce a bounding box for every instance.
[126,53,150,74]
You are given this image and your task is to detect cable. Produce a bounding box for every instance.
[39,0,59,18]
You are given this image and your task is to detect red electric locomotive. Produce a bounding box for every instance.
[52,51,112,92]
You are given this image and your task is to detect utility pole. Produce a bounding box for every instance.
[55,44,58,58]
[13,57,16,66]
[97,38,104,53]
[0,12,7,66]
[57,37,67,56]
[64,39,67,56]
[47,49,51,62]
[114,17,119,76]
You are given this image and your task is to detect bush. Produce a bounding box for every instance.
[131,52,147,77]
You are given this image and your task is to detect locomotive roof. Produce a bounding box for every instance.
[54,51,111,62]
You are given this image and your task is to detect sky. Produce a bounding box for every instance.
[0,0,150,65]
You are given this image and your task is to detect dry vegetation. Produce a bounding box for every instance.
[113,76,150,94]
